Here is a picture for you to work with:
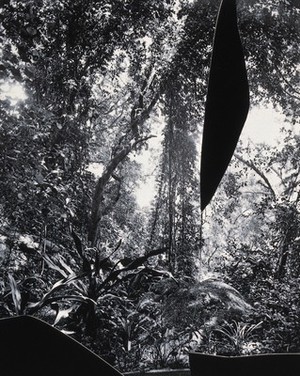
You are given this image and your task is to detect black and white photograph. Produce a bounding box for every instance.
[0,0,299,375]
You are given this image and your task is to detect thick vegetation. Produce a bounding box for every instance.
[0,0,299,372]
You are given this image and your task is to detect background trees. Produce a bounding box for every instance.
[0,0,299,372]
[202,129,300,353]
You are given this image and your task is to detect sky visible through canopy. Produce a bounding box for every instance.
[135,104,291,209]
[1,82,295,210]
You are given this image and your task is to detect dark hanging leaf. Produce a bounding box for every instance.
[200,0,249,210]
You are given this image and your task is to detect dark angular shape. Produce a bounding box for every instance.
[189,352,300,376]
[0,315,123,376]
[200,0,249,210]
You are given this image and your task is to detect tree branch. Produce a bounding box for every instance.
[97,247,169,293]
[234,154,277,200]
[88,135,156,245]
[276,68,300,98]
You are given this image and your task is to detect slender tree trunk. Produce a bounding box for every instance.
[275,228,293,280]
[88,136,154,246]
[166,116,178,273]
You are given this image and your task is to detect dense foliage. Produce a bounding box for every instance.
[0,0,299,372]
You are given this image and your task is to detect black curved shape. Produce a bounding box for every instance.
[0,315,123,376]
[189,352,300,376]
[200,0,249,210]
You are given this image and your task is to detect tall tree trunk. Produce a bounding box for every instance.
[88,136,154,246]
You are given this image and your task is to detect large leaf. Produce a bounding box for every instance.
[27,272,88,313]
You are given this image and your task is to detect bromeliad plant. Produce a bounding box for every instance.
[2,231,170,333]
[211,320,263,355]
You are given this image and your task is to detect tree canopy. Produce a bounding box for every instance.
[0,0,299,371]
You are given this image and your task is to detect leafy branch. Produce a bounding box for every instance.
[235,154,276,200]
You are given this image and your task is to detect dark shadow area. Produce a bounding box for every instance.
[0,315,123,376]
[189,352,300,376]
